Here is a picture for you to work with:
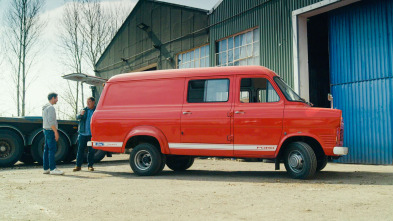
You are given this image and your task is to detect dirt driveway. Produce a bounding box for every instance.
[1,155,392,221]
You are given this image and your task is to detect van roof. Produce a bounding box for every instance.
[108,66,277,83]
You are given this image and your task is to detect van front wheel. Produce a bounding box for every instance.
[284,142,317,179]
[130,143,162,176]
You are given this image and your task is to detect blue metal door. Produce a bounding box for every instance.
[329,0,393,164]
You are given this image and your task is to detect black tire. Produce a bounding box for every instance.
[0,130,24,167]
[78,147,106,163]
[284,142,317,179]
[166,155,194,171]
[129,143,163,176]
[20,152,35,164]
[158,154,166,172]
[63,145,77,163]
[316,156,328,172]
[31,133,70,164]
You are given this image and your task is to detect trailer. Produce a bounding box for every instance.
[0,116,106,167]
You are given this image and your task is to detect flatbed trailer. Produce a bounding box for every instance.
[0,116,106,167]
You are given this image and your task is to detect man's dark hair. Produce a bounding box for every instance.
[87,96,95,102]
[48,92,58,101]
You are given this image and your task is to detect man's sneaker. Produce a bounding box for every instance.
[43,169,50,174]
[50,168,64,175]
[73,167,81,172]
[88,167,94,171]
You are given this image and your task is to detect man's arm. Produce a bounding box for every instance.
[51,125,59,141]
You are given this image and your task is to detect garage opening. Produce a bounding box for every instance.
[307,13,330,108]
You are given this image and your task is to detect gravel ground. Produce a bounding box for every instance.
[1,155,393,221]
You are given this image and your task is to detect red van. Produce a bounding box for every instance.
[90,66,348,179]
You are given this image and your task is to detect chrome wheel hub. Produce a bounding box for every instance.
[0,141,11,158]
[288,151,304,172]
[134,150,152,171]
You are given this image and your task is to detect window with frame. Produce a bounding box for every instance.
[240,78,279,103]
[177,45,210,69]
[187,79,229,103]
[216,28,260,66]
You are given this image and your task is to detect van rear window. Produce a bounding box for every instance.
[187,79,229,103]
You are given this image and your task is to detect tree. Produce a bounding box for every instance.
[4,0,46,116]
[59,1,85,118]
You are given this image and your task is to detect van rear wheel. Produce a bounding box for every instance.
[130,143,162,176]
[166,156,194,171]
[284,142,317,179]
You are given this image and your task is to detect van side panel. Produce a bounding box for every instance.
[91,78,185,151]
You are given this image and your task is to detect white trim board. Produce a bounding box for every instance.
[292,0,360,101]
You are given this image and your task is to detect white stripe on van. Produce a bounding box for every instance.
[92,142,123,148]
[168,143,277,151]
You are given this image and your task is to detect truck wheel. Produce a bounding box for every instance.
[0,130,24,167]
[166,156,194,171]
[31,133,70,164]
[158,154,166,172]
[316,156,328,172]
[284,142,317,179]
[130,143,162,176]
[20,152,35,164]
[63,145,77,163]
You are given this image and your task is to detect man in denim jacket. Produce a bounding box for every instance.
[73,97,96,172]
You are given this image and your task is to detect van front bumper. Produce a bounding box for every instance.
[333,146,348,155]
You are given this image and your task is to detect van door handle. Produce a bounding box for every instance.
[235,111,245,114]
[183,111,192,115]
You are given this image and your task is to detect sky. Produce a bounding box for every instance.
[0,0,220,119]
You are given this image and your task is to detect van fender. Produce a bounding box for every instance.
[275,132,325,158]
[123,126,169,154]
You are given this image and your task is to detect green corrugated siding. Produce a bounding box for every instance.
[95,1,209,80]
[209,0,324,87]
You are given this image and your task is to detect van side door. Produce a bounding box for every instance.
[171,76,234,156]
[233,75,284,157]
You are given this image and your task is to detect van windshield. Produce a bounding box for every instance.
[273,77,303,102]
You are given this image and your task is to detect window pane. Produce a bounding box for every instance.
[228,37,234,50]
[190,51,194,61]
[234,35,240,48]
[234,48,240,60]
[240,91,250,103]
[222,52,227,65]
[201,46,205,57]
[253,29,259,42]
[206,58,210,67]
[253,42,260,56]
[246,31,252,44]
[267,82,280,102]
[188,80,206,103]
[205,79,229,102]
[205,45,209,56]
[247,45,252,57]
[241,34,247,46]
[228,49,233,63]
[240,78,280,103]
[240,46,247,59]
[219,39,227,52]
[195,59,200,68]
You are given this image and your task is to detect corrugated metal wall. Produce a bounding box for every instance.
[330,0,393,164]
[209,0,324,88]
[95,1,209,80]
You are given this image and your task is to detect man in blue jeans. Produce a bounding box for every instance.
[42,92,64,175]
[73,97,96,172]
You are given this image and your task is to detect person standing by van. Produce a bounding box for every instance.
[42,92,64,175]
[73,97,96,172]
